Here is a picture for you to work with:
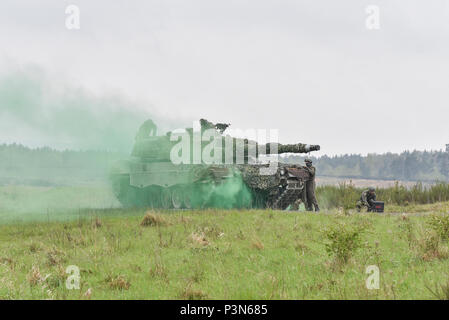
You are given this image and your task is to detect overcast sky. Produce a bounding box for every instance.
[0,0,448,156]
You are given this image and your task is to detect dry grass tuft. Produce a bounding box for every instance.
[84,288,92,299]
[190,232,209,246]
[180,216,192,224]
[28,265,50,287]
[251,239,264,250]
[197,223,224,239]
[294,241,309,254]
[426,279,449,300]
[46,247,65,266]
[140,211,167,227]
[180,282,208,300]
[28,266,42,286]
[0,257,14,266]
[106,275,131,290]
[149,260,168,279]
[92,217,102,228]
[29,242,41,253]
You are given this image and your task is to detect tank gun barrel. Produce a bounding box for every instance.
[232,141,320,163]
[264,143,321,154]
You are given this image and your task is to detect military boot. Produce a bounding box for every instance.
[314,205,320,212]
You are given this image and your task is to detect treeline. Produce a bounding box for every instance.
[0,144,125,186]
[285,151,449,182]
[0,144,448,186]
[316,182,449,209]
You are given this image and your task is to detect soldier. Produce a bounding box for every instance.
[356,187,377,212]
[304,158,319,212]
[135,119,157,140]
[199,118,230,134]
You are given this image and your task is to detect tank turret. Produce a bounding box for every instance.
[130,119,319,163]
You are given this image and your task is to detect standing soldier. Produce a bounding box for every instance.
[304,158,320,212]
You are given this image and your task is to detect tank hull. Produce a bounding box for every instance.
[110,160,311,210]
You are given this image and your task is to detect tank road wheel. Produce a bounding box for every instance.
[189,184,208,209]
[171,188,183,209]
[183,189,192,209]
[147,186,161,209]
[161,188,172,209]
[253,192,265,209]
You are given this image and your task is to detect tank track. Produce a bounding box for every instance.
[272,180,304,210]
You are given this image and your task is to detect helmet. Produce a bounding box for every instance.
[368,187,375,192]
[305,158,312,164]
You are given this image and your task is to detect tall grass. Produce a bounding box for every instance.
[317,181,449,209]
[2,208,449,299]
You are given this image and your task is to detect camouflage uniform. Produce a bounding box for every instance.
[356,189,377,212]
[304,160,319,212]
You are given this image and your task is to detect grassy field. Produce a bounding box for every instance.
[0,185,120,224]
[1,204,449,300]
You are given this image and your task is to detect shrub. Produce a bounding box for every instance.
[427,214,449,241]
[416,229,449,261]
[324,222,366,264]
[398,219,415,248]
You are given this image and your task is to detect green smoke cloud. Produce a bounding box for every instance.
[191,174,253,209]
[0,65,170,153]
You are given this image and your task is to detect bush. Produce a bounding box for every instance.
[416,229,449,261]
[324,222,367,264]
[427,214,449,241]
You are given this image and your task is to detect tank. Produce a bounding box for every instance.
[110,119,320,210]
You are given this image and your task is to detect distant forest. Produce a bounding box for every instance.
[0,144,448,186]
[0,144,124,186]
[284,151,449,182]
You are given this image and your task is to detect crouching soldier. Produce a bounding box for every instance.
[356,187,377,212]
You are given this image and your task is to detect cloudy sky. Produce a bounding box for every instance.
[0,0,448,155]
